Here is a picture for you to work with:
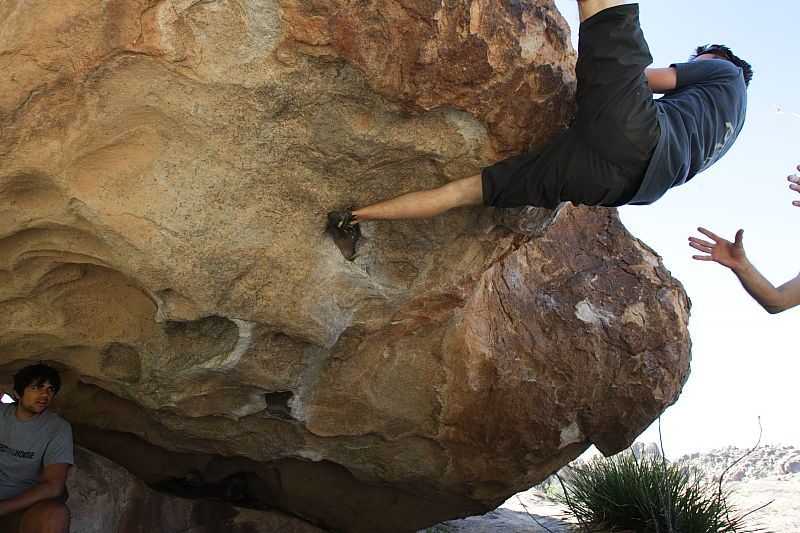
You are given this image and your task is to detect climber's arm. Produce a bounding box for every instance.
[644,67,678,93]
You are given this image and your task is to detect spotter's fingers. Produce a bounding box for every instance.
[689,241,712,253]
[696,227,723,242]
[688,237,715,248]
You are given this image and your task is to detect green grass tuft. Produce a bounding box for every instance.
[555,450,766,532]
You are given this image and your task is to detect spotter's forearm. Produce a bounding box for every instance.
[731,260,800,314]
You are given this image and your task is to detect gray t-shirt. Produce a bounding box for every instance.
[0,403,73,499]
[631,58,747,204]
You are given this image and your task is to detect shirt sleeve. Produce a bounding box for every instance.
[43,422,74,468]
[670,60,741,91]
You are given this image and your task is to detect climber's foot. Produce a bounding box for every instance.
[326,210,361,261]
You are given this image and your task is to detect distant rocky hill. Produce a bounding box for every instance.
[533,443,800,497]
[676,444,800,482]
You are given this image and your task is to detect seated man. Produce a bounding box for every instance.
[688,167,800,314]
[0,364,73,533]
[327,0,752,258]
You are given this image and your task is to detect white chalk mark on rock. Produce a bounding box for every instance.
[575,300,614,326]
[559,421,583,448]
[198,318,254,372]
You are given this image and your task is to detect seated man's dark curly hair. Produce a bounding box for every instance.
[12,363,62,400]
[691,44,753,88]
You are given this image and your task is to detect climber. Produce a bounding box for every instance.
[326,0,752,259]
[0,363,73,533]
[688,167,800,314]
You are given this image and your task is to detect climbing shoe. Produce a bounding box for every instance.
[327,210,359,237]
[326,209,360,260]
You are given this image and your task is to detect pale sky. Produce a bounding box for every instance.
[554,0,800,458]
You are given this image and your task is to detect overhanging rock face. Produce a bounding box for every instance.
[0,1,691,531]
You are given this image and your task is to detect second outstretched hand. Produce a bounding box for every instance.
[790,165,800,207]
[688,227,747,271]
[688,226,800,313]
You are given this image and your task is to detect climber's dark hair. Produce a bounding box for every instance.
[691,44,753,87]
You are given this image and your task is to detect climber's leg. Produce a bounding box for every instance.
[343,174,483,223]
[576,0,626,22]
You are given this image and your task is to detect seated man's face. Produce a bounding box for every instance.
[18,380,57,416]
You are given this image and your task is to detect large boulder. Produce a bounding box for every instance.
[0,0,691,531]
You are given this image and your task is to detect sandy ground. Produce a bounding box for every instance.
[424,488,575,532]
[424,479,800,532]
[730,478,800,532]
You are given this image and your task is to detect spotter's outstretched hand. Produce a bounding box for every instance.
[789,165,800,207]
[688,227,746,271]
